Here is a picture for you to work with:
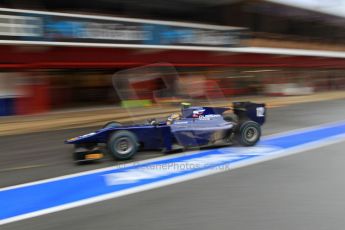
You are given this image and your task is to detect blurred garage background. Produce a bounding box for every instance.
[0,0,344,116]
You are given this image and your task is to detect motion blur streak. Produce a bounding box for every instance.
[0,1,344,229]
[1,121,345,225]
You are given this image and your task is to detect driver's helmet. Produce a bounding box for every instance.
[167,113,181,125]
[181,102,191,109]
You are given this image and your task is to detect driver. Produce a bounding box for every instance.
[167,113,181,125]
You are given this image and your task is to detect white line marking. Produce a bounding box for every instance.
[262,119,345,140]
[0,40,345,58]
[0,164,48,172]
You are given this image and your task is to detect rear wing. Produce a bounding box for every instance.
[232,102,266,125]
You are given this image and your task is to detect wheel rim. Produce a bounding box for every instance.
[244,127,258,142]
[114,137,133,155]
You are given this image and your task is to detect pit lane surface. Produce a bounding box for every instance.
[1,99,345,229]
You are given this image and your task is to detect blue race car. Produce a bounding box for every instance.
[65,102,266,163]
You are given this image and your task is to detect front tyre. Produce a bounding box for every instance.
[236,121,261,146]
[103,121,122,129]
[107,131,138,160]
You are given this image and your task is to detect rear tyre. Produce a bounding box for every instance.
[103,121,122,129]
[107,131,138,160]
[236,121,261,146]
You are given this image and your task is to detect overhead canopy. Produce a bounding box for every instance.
[0,45,344,69]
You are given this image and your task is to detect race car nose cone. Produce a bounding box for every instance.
[65,137,77,144]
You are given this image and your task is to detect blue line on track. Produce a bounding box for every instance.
[1,121,345,223]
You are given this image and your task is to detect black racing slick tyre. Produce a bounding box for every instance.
[236,121,261,146]
[103,121,122,129]
[107,131,139,160]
